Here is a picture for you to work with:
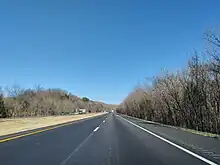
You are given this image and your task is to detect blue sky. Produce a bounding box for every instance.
[0,0,219,104]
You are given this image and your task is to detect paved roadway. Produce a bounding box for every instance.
[122,115,220,163]
[0,113,217,165]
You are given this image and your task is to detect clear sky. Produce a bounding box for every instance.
[0,0,220,104]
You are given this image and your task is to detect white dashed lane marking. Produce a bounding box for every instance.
[93,127,100,132]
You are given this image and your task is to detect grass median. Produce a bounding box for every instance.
[0,113,106,136]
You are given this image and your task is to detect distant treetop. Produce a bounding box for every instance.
[82,97,90,102]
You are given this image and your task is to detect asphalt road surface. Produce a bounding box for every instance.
[0,113,217,165]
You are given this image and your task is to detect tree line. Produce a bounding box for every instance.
[0,85,110,118]
[117,32,220,134]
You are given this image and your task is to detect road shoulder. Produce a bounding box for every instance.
[118,114,220,164]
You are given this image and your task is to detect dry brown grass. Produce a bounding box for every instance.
[0,112,106,136]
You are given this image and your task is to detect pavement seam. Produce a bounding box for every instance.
[60,118,105,165]
[117,115,218,165]
[60,131,94,165]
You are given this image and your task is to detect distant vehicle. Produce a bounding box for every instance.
[79,109,87,114]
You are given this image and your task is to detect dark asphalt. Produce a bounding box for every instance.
[0,113,216,165]
[0,115,105,141]
[122,115,220,164]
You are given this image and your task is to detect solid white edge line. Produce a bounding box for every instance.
[93,127,100,132]
[118,115,218,165]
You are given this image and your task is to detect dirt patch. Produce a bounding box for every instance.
[0,113,106,136]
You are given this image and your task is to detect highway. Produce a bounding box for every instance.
[0,113,217,165]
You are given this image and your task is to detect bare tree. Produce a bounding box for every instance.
[118,32,220,134]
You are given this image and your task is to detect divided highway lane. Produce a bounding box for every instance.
[62,113,214,165]
[0,114,107,165]
[0,113,217,165]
